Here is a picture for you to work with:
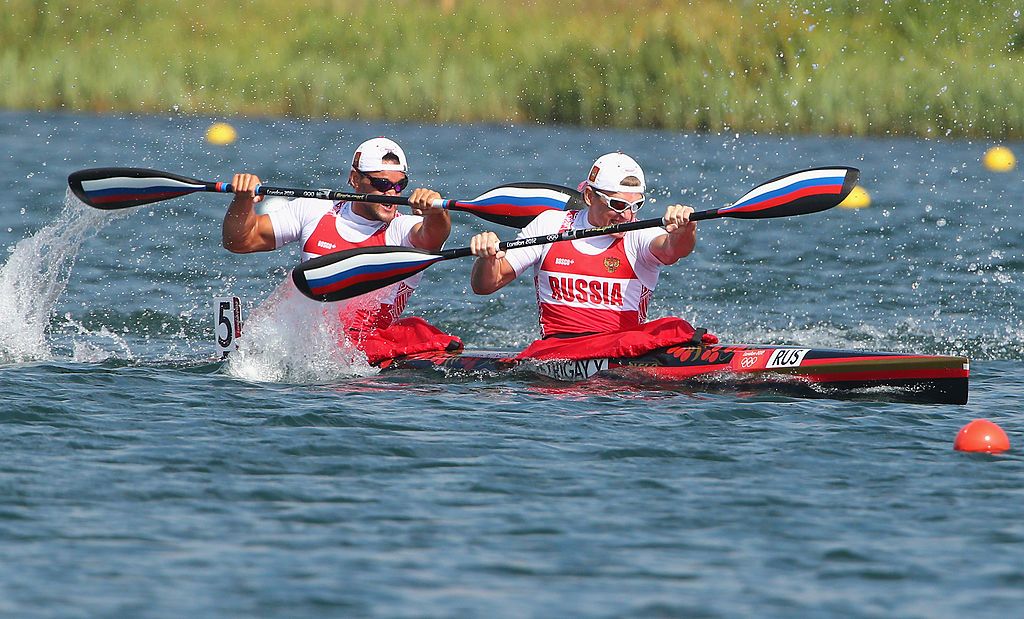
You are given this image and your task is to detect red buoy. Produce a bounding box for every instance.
[954,419,1011,453]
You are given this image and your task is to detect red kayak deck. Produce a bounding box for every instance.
[379,344,970,405]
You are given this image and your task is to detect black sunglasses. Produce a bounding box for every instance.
[354,168,408,193]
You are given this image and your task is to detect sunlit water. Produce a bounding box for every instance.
[1,110,1022,618]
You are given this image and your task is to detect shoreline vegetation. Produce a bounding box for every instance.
[4,0,1023,138]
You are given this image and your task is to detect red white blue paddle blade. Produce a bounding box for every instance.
[717,167,860,219]
[68,167,221,209]
[291,245,445,302]
[448,182,581,228]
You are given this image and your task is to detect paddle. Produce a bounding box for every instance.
[292,166,860,302]
[66,167,580,228]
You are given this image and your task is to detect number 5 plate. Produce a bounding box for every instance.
[214,296,242,358]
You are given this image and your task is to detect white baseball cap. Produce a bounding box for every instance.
[352,137,408,172]
[586,153,646,193]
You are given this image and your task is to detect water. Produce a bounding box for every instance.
[1,110,1022,618]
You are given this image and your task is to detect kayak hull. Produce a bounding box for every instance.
[379,343,970,405]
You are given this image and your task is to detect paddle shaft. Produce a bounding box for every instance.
[437,212,717,259]
[233,183,454,209]
[240,186,722,222]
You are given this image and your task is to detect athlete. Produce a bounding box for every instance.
[223,137,459,360]
[468,152,715,358]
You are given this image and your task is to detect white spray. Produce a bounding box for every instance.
[0,190,127,363]
[224,278,378,383]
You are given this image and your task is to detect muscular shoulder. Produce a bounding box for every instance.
[272,197,333,224]
[520,209,573,237]
[389,212,423,233]
[386,212,424,246]
[267,198,334,245]
[625,226,668,269]
[625,226,664,247]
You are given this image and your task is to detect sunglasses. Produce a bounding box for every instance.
[592,188,645,214]
[355,168,409,193]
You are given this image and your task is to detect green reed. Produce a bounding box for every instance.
[3,0,1023,138]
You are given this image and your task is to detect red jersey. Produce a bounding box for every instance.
[534,211,652,337]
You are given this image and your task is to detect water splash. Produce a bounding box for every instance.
[0,190,127,363]
[64,313,136,363]
[224,279,377,383]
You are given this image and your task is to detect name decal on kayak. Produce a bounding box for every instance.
[532,358,610,381]
[766,348,810,368]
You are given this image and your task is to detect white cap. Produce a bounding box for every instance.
[352,137,408,172]
[586,153,646,193]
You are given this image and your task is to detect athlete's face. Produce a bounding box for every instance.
[584,186,643,236]
[349,169,409,223]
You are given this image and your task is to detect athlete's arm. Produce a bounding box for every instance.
[649,204,697,265]
[407,188,450,251]
[223,173,277,253]
[470,231,517,294]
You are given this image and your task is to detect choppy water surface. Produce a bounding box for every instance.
[1,111,1022,618]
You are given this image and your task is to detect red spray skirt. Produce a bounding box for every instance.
[516,317,718,360]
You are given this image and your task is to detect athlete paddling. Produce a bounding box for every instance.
[223,137,461,361]
[469,153,717,359]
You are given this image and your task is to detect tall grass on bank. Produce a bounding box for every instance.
[3,0,1023,138]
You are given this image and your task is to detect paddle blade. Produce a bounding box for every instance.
[715,167,860,219]
[291,246,445,302]
[68,167,219,209]
[447,182,581,228]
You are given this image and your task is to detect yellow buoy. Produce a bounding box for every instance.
[205,122,238,145]
[983,146,1015,172]
[839,185,871,209]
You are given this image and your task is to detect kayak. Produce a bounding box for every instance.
[213,297,969,404]
[378,344,970,405]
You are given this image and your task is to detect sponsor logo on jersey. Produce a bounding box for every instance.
[554,257,574,266]
[317,240,337,250]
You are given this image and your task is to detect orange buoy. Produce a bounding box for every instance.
[953,419,1010,453]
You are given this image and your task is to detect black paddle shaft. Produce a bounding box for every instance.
[249,184,412,205]
[441,216,669,260]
